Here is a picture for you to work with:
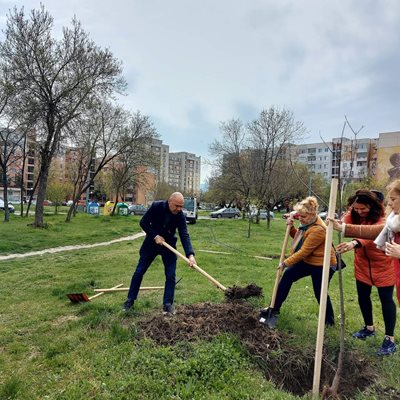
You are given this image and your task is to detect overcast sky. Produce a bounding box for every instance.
[1,1,400,183]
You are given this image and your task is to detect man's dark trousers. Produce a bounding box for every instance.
[127,246,177,305]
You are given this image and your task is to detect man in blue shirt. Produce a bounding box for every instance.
[123,192,196,314]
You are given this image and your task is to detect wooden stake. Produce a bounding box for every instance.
[312,178,338,398]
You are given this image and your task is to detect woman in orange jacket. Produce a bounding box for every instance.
[335,189,396,356]
[264,196,337,329]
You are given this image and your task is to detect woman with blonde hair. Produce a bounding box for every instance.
[262,196,337,328]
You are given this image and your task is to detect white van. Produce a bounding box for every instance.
[0,198,15,213]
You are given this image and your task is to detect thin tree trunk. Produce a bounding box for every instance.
[111,191,120,216]
[33,157,51,227]
[1,167,10,222]
[19,132,27,217]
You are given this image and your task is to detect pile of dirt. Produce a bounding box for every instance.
[138,302,383,398]
[224,283,263,300]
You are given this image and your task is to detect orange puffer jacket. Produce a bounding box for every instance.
[284,216,336,267]
[343,214,394,287]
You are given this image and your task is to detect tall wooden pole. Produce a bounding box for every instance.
[312,178,338,398]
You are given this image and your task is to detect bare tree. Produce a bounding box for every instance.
[209,119,252,212]
[247,107,306,227]
[46,161,73,215]
[209,109,306,237]
[64,103,157,222]
[153,181,178,201]
[0,6,126,227]
[0,77,31,222]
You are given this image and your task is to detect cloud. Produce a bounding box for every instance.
[1,0,400,182]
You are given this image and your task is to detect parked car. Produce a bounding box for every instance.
[318,211,339,220]
[250,209,274,219]
[210,207,241,219]
[128,204,148,216]
[43,200,53,206]
[282,212,299,220]
[0,198,15,213]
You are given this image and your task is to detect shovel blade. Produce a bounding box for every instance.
[66,293,90,303]
[259,307,278,329]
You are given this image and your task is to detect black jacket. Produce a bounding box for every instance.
[139,200,194,257]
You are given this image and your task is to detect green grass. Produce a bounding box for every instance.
[0,212,137,254]
[0,213,399,399]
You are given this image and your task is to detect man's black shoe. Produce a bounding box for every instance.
[163,303,176,315]
[123,299,134,312]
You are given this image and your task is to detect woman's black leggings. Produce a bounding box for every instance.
[274,260,335,325]
[356,280,396,336]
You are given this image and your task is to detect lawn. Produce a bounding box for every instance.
[0,213,399,399]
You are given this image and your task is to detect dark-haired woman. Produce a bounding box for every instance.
[336,189,396,356]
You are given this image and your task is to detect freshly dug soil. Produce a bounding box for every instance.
[224,283,263,300]
[137,302,396,399]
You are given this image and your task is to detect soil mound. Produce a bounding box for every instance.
[138,302,386,398]
[224,283,263,300]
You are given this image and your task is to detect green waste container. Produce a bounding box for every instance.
[117,202,129,216]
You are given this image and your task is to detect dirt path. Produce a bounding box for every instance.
[0,231,146,261]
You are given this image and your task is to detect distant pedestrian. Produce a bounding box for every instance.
[123,192,196,315]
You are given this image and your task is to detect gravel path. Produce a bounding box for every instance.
[0,231,146,261]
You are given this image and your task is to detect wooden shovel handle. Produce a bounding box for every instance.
[270,223,291,308]
[93,287,164,292]
[161,241,227,291]
[89,283,123,300]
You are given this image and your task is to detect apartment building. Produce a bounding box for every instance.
[0,131,37,202]
[149,138,169,184]
[295,142,333,179]
[293,131,398,184]
[131,140,201,202]
[168,151,201,196]
[1,133,201,203]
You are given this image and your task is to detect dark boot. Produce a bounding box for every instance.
[259,308,279,329]
[122,299,134,312]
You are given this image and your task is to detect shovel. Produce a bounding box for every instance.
[162,241,227,291]
[259,219,292,327]
[67,284,164,303]
[162,242,262,299]
[93,286,164,293]
[67,283,124,303]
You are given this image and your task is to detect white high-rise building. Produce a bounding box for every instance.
[294,142,333,180]
[292,134,385,182]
